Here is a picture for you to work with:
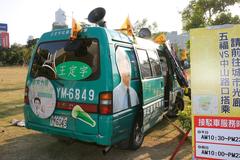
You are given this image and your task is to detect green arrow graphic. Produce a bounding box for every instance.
[72,105,96,127]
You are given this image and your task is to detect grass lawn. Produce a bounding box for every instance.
[0,66,27,121]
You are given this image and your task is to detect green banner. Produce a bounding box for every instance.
[56,61,92,80]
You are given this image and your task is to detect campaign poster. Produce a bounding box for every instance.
[191,24,240,160]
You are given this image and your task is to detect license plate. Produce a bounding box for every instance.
[50,115,68,129]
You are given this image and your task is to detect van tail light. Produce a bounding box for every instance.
[99,92,112,115]
[24,87,29,104]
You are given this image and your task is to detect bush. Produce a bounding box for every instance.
[178,105,192,131]
[0,44,32,66]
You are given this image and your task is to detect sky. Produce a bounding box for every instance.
[0,0,239,45]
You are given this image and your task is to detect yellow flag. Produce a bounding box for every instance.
[71,18,82,40]
[154,33,166,44]
[181,49,188,61]
[120,16,134,36]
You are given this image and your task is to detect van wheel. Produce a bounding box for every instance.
[167,96,184,117]
[129,119,144,150]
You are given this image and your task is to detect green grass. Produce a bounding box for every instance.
[0,67,27,119]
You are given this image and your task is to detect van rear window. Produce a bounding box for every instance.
[30,39,99,80]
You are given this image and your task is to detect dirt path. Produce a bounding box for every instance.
[0,67,192,160]
[0,114,192,160]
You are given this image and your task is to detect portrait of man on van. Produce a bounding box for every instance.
[33,97,44,116]
[113,47,139,113]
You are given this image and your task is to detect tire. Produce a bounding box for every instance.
[128,119,144,150]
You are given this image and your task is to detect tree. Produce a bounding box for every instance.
[21,47,31,65]
[24,38,38,65]
[212,12,240,25]
[7,43,24,65]
[0,41,36,66]
[27,38,38,48]
[133,18,159,36]
[0,48,8,65]
[182,0,240,31]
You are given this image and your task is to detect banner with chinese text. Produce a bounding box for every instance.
[190,24,240,160]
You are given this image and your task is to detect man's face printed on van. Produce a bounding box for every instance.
[122,72,130,88]
[116,48,131,88]
[34,97,41,108]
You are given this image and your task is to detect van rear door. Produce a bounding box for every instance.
[161,42,188,88]
[28,39,100,135]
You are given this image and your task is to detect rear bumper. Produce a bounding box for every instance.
[24,106,112,146]
[26,121,110,145]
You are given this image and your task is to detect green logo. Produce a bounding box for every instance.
[56,61,92,80]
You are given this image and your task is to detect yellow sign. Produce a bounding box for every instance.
[191,24,240,160]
